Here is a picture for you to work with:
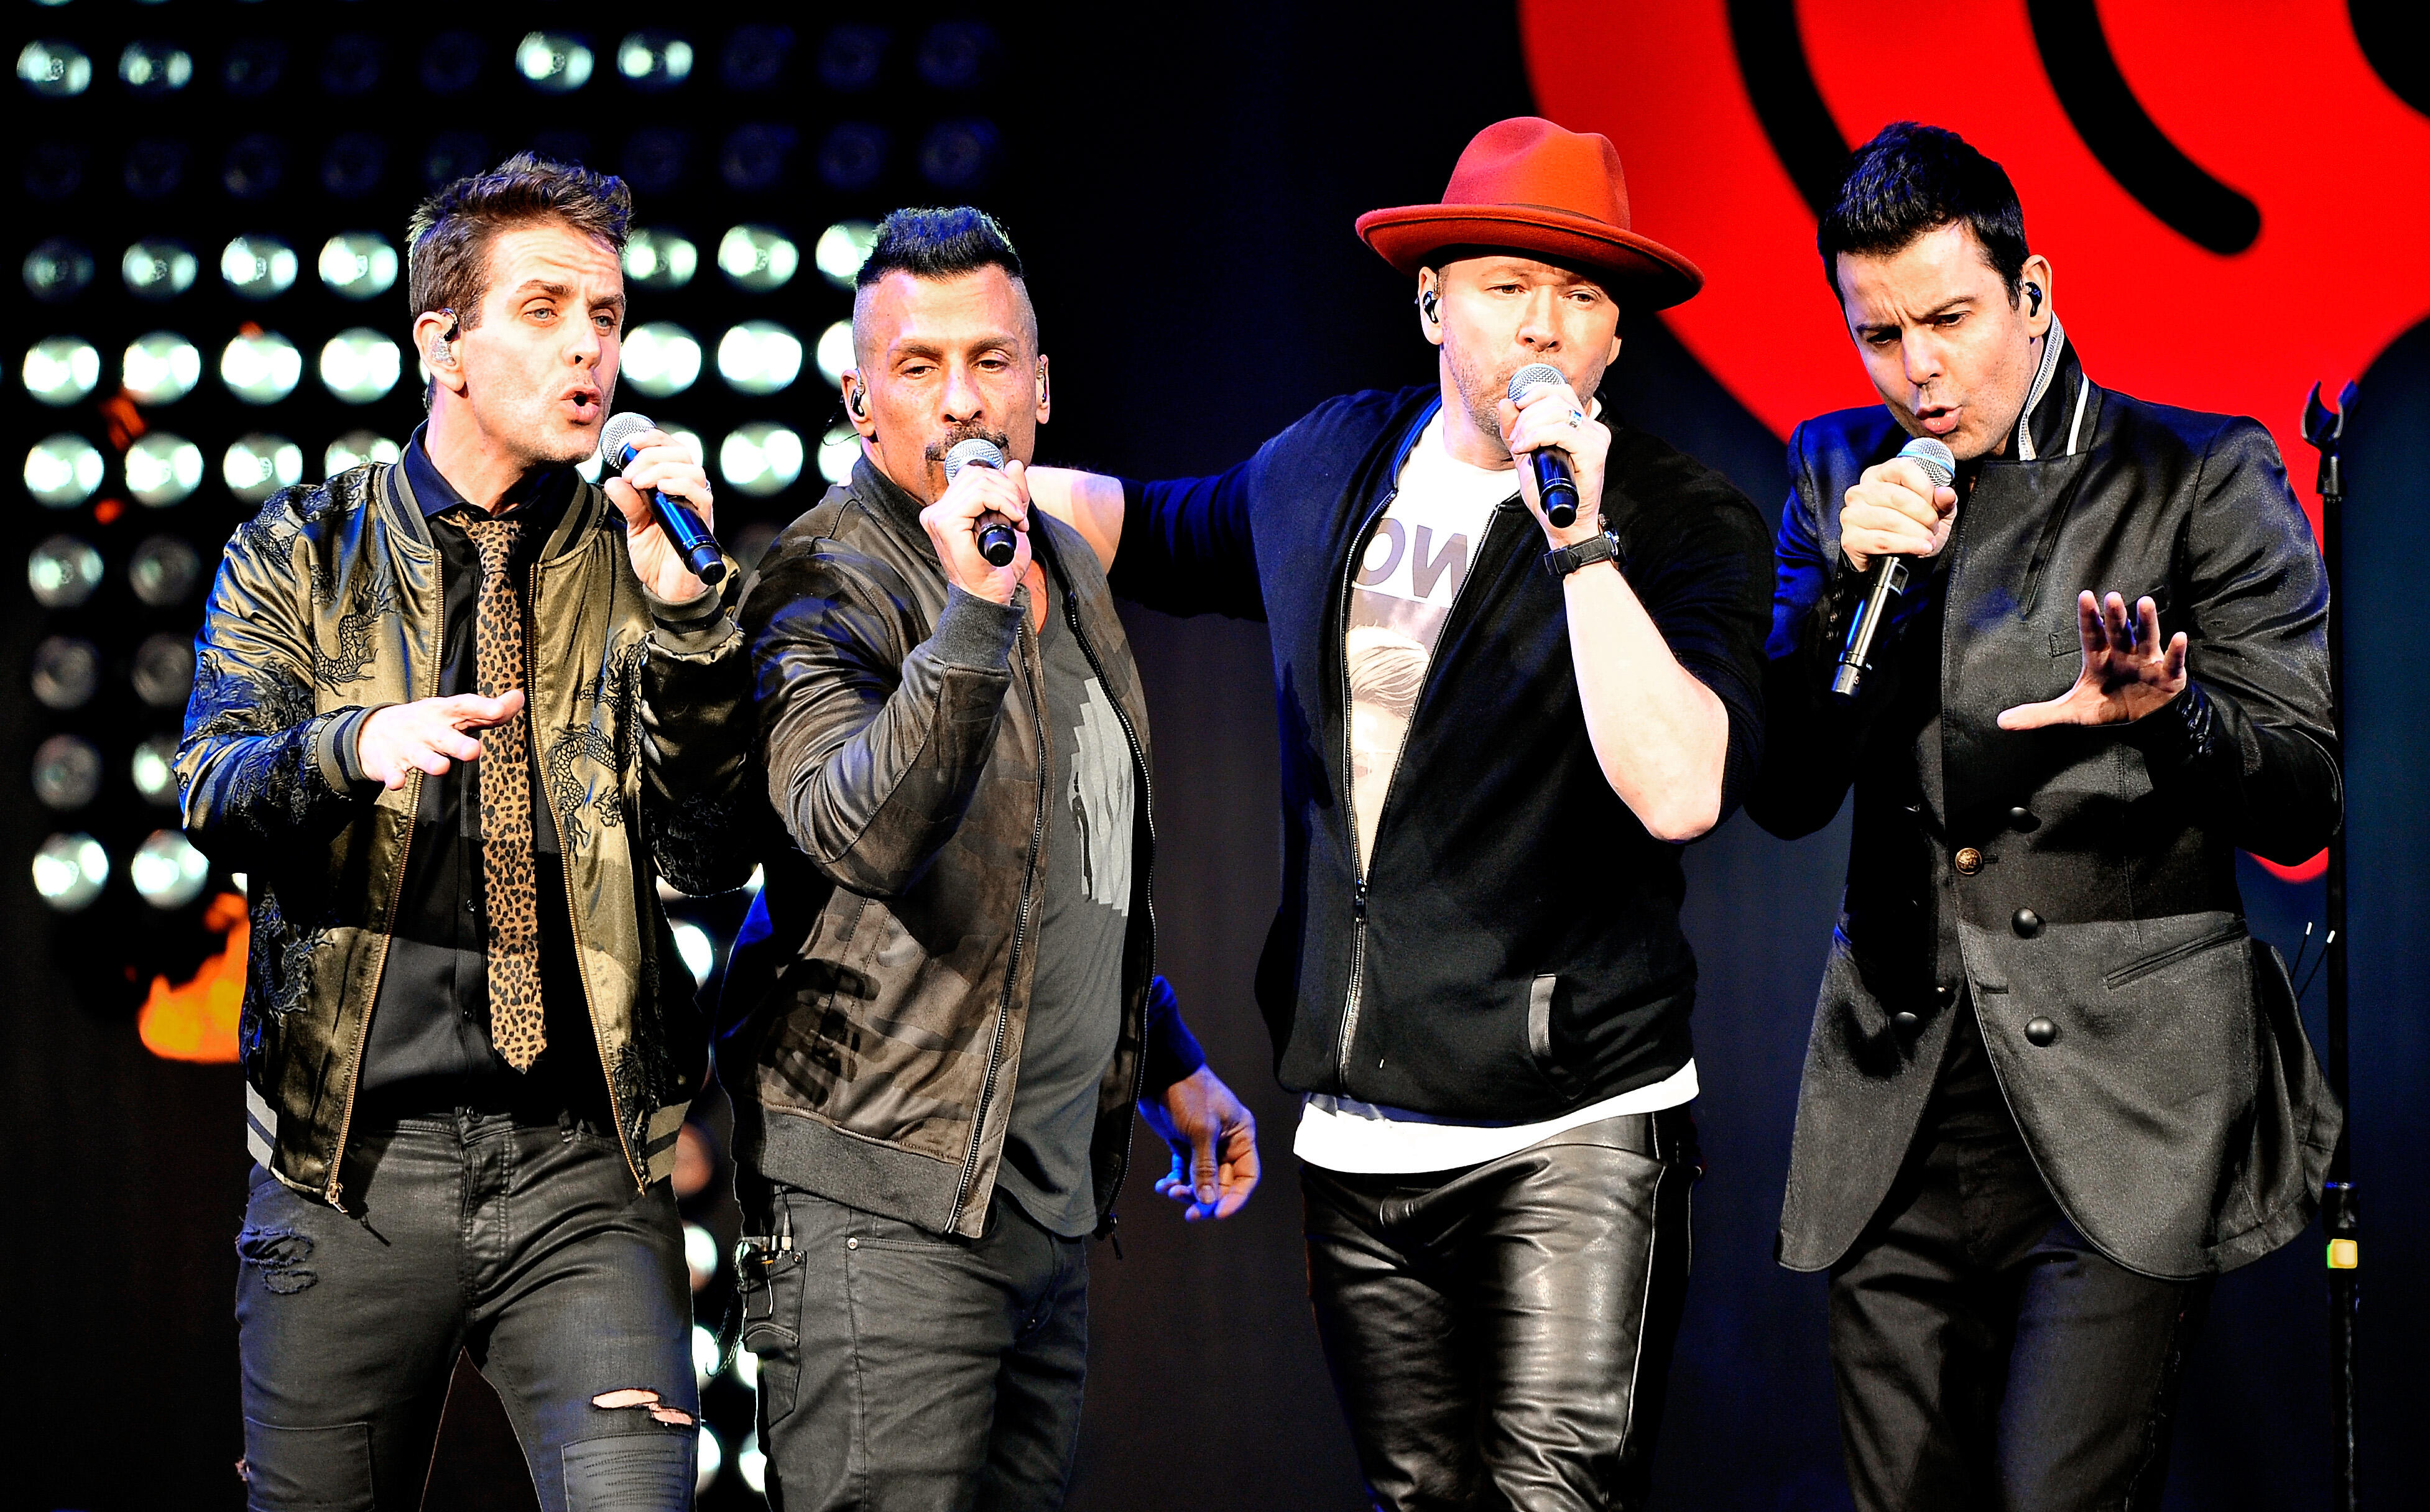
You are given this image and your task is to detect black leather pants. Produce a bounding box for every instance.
[1302,1109,1701,1512]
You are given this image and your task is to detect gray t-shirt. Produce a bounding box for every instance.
[996,575,1135,1236]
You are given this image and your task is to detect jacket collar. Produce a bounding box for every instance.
[2010,316,2096,462]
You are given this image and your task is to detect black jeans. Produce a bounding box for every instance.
[1302,1110,1701,1512]
[737,1184,1089,1512]
[1828,1013,2211,1511]
[234,1110,698,1512]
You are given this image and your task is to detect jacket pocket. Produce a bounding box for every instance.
[2103,919,2248,991]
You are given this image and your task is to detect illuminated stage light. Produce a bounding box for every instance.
[19,40,91,97]
[129,535,201,607]
[716,322,802,395]
[124,331,202,406]
[691,1325,718,1389]
[696,1425,723,1495]
[223,332,302,405]
[622,323,702,398]
[131,831,210,910]
[815,321,854,389]
[624,229,697,291]
[619,32,693,89]
[818,25,885,92]
[132,633,195,710]
[32,734,103,812]
[24,336,99,405]
[132,736,180,806]
[719,423,805,497]
[31,636,100,711]
[815,222,877,289]
[325,431,400,474]
[320,233,399,300]
[673,921,713,985]
[123,240,196,301]
[25,239,94,303]
[517,32,593,92]
[32,833,109,913]
[718,225,798,292]
[118,41,192,95]
[29,535,103,609]
[126,433,204,506]
[738,1432,767,1495]
[222,236,298,300]
[27,433,103,507]
[224,434,303,504]
[920,119,1000,190]
[321,329,401,403]
[818,425,859,487]
[683,1222,716,1286]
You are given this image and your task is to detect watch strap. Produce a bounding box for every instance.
[1541,532,1619,578]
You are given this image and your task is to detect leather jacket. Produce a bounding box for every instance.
[177,463,754,1205]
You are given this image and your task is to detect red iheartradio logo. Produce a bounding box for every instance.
[1524,0,2430,882]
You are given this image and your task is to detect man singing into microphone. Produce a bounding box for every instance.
[1750,123,2342,1508]
[180,154,751,1509]
[725,206,1262,1510]
[1033,119,1774,1510]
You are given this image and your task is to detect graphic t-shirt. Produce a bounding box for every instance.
[997,568,1136,1237]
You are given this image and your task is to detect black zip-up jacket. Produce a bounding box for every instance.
[1117,386,1773,1120]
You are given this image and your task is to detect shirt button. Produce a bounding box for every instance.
[845,1238,859,1251]
[2025,1016,2059,1047]
[1954,847,1982,875]
[2013,908,2043,938]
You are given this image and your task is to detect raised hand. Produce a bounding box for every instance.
[1840,454,1957,573]
[919,456,1033,605]
[1497,374,1609,546]
[602,428,718,604]
[1997,591,2189,730]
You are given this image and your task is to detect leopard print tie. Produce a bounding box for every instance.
[467,517,545,1071]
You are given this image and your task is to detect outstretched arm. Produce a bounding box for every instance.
[1026,467,1127,574]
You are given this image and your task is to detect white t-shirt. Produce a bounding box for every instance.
[1296,407,1697,1175]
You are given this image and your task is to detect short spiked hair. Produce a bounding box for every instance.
[1819,122,2030,302]
[406,151,632,331]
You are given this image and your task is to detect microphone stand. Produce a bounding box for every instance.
[2303,379,2358,1512]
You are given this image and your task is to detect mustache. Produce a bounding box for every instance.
[923,424,1012,463]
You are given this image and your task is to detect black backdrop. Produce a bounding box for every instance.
[7,4,2426,1508]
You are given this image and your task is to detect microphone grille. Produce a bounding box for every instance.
[1507,362,1566,402]
[599,411,654,466]
[1898,436,1957,488]
[943,437,1004,481]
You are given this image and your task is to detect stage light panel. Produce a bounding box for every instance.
[25,239,94,303]
[683,1222,716,1284]
[673,921,714,985]
[131,831,210,910]
[815,321,854,389]
[222,236,298,300]
[129,535,201,607]
[619,32,693,88]
[224,434,303,503]
[132,633,194,710]
[18,40,91,96]
[123,332,202,406]
[123,240,197,301]
[126,433,205,505]
[624,229,698,291]
[739,1433,767,1495]
[715,322,802,395]
[222,332,302,405]
[815,221,878,288]
[420,31,482,94]
[325,431,401,474]
[131,736,179,806]
[920,119,999,190]
[318,233,399,300]
[718,225,798,292]
[24,336,99,405]
[719,423,805,496]
[320,328,402,404]
[696,1424,723,1495]
[32,734,103,812]
[818,423,859,486]
[29,535,103,609]
[691,1324,718,1389]
[31,636,99,711]
[118,41,192,94]
[623,323,703,398]
[27,433,104,507]
[32,833,109,913]
[516,32,593,92]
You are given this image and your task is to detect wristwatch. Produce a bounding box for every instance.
[1541,532,1619,579]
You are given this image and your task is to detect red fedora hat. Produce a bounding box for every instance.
[1356,117,1704,310]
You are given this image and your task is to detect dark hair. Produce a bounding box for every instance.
[1818,122,2028,300]
[857,205,1024,288]
[406,151,632,331]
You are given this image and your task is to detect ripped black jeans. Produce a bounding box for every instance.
[235,1110,698,1511]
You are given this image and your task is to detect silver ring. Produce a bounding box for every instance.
[1569,409,1586,425]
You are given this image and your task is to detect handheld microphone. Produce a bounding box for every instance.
[1507,362,1582,527]
[1831,436,1957,698]
[599,412,725,587]
[942,438,1019,568]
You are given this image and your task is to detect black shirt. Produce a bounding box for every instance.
[356,429,607,1120]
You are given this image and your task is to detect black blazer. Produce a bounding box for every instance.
[1750,334,2342,1279]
